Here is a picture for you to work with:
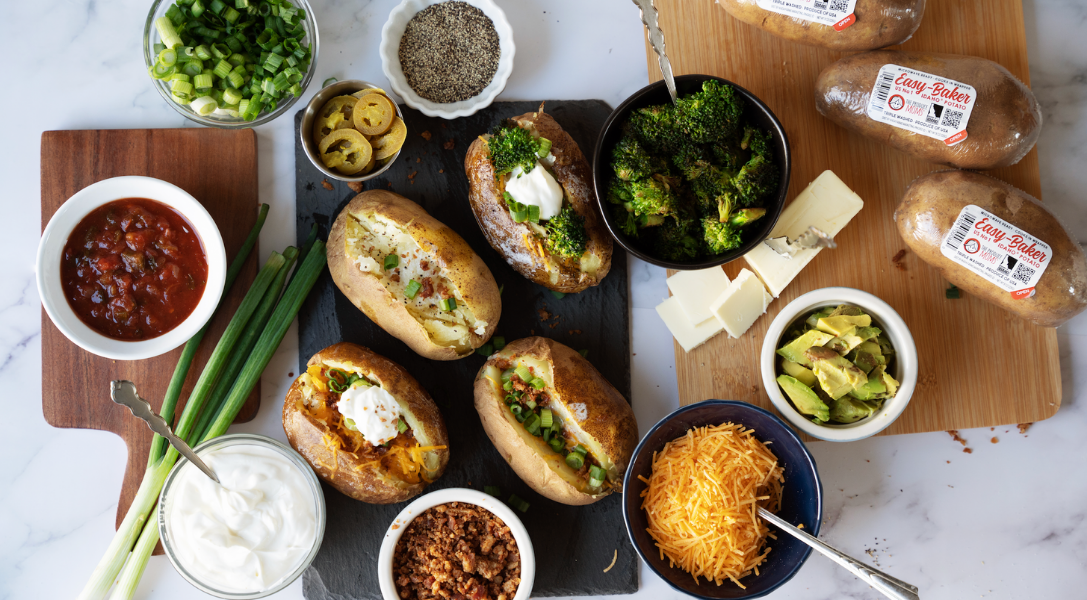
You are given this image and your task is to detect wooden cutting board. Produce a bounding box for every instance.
[41,129,261,552]
[648,0,1061,435]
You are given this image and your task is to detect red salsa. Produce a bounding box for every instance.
[61,198,208,341]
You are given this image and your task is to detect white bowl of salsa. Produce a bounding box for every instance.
[37,176,226,360]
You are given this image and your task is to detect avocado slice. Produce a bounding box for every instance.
[854,326,882,341]
[805,346,868,400]
[848,377,887,400]
[781,359,817,387]
[816,314,873,336]
[851,351,881,374]
[805,307,835,329]
[825,329,865,355]
[829,397,878,423]
[777,330,834,367]
[777,375,829,422]
[828,305,865,317]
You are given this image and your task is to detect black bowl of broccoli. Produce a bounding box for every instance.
[592,74,791,270]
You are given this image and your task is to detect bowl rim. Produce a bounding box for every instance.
[157,433,327,599]
[622,399,823,599]
[759,287,919,442]
[376,487,535,600]
[143,0,320,129]
[378,0,515,119]
[298,79,406,182]
[36,176,227,361]
[591,74,791,271]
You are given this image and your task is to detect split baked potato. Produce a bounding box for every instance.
[328,190,501,360]
[474,337,638,505]
[465,109,612,293]
[282,342,450,504]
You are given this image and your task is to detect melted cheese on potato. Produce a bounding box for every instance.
[344,213,488,352]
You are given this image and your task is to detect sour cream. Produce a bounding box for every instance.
[337,383,401,445]
[505,162,564,220]
[163,443,318,594]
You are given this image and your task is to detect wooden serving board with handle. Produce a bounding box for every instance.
[41,128,261,553]
[648,0,1060,435]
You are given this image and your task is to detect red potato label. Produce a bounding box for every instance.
[940,205,1052,299]
[866,64,976,146]
[754,0,857,28]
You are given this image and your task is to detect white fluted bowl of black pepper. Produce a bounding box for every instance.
[379,0,515,119]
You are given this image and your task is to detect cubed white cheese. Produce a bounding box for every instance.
[655,296,724,352]
[710,268,774,339]
[743,170,864,297]
[666,267,731,325]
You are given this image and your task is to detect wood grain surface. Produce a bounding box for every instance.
[40,129,261,551]
[647,0,1061,435]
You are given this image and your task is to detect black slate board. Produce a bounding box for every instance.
[294,100,636,599]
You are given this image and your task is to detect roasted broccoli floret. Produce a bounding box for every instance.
[611,135,660,181]
[627,104,684,153]
[653,216,701,262]
[728,208,767,228]
[675,80,745,144]
[732,154,778,206]
[545,206,588,259]
[671,144,713,181]
[629,176,678,217]
[615,205,640,237]
[702,218,743,254]
[487,122,544,177]
[606,177,635,206]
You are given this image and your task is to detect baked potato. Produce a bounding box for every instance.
[473,337,638,505]
[816,50,1042,170]
[895,170,1087,328]
[718,0,926,51]
[282,342,450,504]
[328,190,501,360]
[465,108,612,293]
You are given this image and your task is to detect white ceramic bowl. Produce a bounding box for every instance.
[377,488,535,600]
[379,0,515,119]
[37,176,227,361]
[760,287,918,442]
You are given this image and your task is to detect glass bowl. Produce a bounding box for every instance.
[143,0,319,128]
[158,433,326,599]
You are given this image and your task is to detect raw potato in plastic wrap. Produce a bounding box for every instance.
[895,170,1087,328]
[716,0,926,51]
[816,51,1042,170]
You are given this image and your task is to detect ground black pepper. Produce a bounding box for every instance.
[398,2,500,103]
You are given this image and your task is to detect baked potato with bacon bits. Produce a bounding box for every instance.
[474,337,638,505]
[465,107,612,293]
[282,342,450,504]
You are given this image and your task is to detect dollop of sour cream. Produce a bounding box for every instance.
[164,444,317,594]
[505,161,564,220]
[337,383,401,445]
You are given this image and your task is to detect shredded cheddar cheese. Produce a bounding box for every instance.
[639,423,784,588]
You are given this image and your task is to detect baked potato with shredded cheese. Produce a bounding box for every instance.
[327,190,502,360]
[282,342,450,504]
[465,109,612,293]
[474,337,638,505]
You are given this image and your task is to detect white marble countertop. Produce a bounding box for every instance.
[3,1,1085,599]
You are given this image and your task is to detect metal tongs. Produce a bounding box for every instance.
[632,0,678,104]
[763,226,838,258]
[111,380,220,484]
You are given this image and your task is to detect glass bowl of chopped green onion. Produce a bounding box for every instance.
[144,0,319,128]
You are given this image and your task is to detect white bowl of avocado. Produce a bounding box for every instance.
[761,287,918,442]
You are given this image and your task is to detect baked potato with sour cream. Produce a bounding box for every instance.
[328,190,501,360]
[465,109,612,293]
[474,337,638,505]
[282,342,450,504]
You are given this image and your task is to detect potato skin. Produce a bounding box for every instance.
[327,190,501,360]
[816,51,1042,170]
[895,170,1087,327]
[465,111,612,293]
[718,0,925,51]
[282,342,450,504]
[473,337,638,505]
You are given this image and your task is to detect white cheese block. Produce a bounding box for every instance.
[655,296,724,352]
[666,267,731,325]
[744,170,864,297]
[710,268,774,338]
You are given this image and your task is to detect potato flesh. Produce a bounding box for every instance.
[344,213,487,352]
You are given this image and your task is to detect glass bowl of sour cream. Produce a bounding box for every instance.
[158,433,326,599]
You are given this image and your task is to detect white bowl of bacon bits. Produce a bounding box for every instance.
[378,488,535,600]
[379,0,514,119]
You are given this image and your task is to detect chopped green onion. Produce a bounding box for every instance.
[548,436,565,453]
[151,63,175,79]
[208,0,226,15]
[946,284,961,299]
[508,494,530,513]
[223,87,243,105]
[157,48,178,67]
[191,0,205,17]
[550,290,566,299]
[228,70,245,88]
[504,393,518,404]
[498,284,505,296]
[531,378,546,390]
[527,204,540,223]
[193,73,213,90]
[492,336,506,351]
[477,343,494,357]
[170,79,194,96]
[210,43,231,59]
[323,76,338,87]
[182,60,203,77]
[589,465,606,488]
[525,399,537,411]
[223,6,240,22]
[440,297,457,311]
[397,418,408,434]
[155,16,183,49]
[264,52,284,72]
[404,280,421,299]
[383,253,399,271]
[565,452,584,470]
[523,413,541,436]
[573,444,588,456]
[579,349,589,358]
[537,137,552,157]
[484,485,501,498]
[212,59,233,79]
[190,96,218,115]
[540,409,553,429]
[194,44,212,61]
[514,364,532,383]
[501,369,513,383]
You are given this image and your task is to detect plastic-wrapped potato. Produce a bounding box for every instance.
[353,93,396,136]
[371,118,407,160]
